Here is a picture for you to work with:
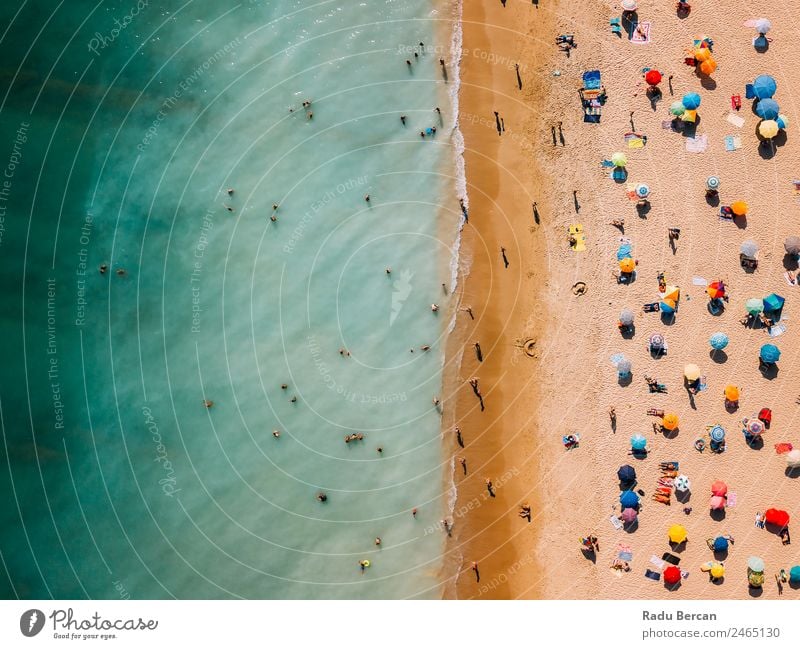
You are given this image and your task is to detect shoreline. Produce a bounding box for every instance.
[442,0,558,599]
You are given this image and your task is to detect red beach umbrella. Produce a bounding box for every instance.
[645,70,662,86]
[664,566,682,585]
[710,480,728,496]
[764,508,790,527]
[709,496,726,510]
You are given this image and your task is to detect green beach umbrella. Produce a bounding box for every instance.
[670,101,686,116]
[611,152,627,167]
[745,298,764,315]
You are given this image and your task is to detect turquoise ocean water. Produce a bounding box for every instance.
[0,0,462,598]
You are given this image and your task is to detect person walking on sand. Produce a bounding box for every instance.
[471,561,480,582]
[455,426,464,448]
[459,198,468,223]
[486,478,495,497]
[474,341,482,362]
[500,246,509,268]
[460,457,467,475]
[493,111,501,135]
[469,378,480,397]
[462,306,474,319]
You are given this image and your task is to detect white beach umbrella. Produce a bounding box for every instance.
[786,449,800,468]
[622,0,638,11]
[755,18,772,34]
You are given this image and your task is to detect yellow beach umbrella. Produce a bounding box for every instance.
[694,47,712,62]
[668,524,688,544]
[662,413,679,431]
[662,285,680,302]
[619,257,636,273]
[759,120,779,139]
[710,563,725,579]
[682,109,697,123]
[684,364,701,381]
[731,200,748,216]
[724,385,739,401]
[611,152,628,167]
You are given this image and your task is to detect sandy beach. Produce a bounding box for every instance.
[448,0,800,599]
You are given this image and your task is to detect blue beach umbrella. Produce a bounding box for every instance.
[617,465,637,483]
[709,332,729,350]
[659,299,676,314]
[620,490,640,508]
[777,114,789,129]
[790,566,800,583]
[755,98,780,120]
[760,344,781,363]
[763,293,785,312]
[712,536,729,552]
[630,434,647,451]
[709,425,725,443]
[752,75,777,99]
[682,92,701,110]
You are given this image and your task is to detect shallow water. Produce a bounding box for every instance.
[0,0,460,599]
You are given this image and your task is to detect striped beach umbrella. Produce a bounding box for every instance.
[709,425,725,442]
[706,176,720,190]
[636,183,650,198]
[674,475,691,492]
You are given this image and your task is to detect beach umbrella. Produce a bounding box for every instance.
[619,257,636,273]
[790,566,800,583]
[635,183,650,198]
[668,524,688,544]
[611,152,627,167]
[621,0,638,10]
[684,364,701,381]
[745,298,764,314]
[786,449,800,468]
[732,202,749,218]
[630,434,647,451]
[765,508,790,527]
[709,495,726,510]
[621,508,638,523]
[760,343,781,363]
[617,358,632,377]
[712,536,729,552]
[659,298,676,314]
[682,92,701,110]
[674,475,690,492]
[707,281,726,299]
[724,385,739,401]
[620,490,640,508]
[694,47,712,63]
[755,18,772,34]
[619,308,635,326]
[617,464,636,483]
[649,332,665,349]
[784,236,800,255]
[740,241,758,258]
[709,425,725,443]
[752,75,777,99]
[699,58,717,75]
[710,563,725,579]
[663,566,682,585]
[763,293,785,312]
[711,480,728,496]
[706,176,720,191]
[662,286,680,302]
[745,418,765,437]
[662,413,679,431]
[759,120,779,139]
[748,556,765,572]
[669,101,686,116]
[777,114,789,129]
[755,98,780,120]
[710,333,729,350]
[645,69,662,86]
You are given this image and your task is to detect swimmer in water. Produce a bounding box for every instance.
[116,268,127,276]
[385,267,392,274]
[99,263,108,274]
[270,215,277,222]
[400,115,406,125]
[272,430,280,438]
[203,400,213,408]
[317,492,327,502]
[227,188,234,195]
[431,304,439,312]
[375,537,382,546]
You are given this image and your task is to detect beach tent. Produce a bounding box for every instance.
[789,566,800,583]
[684,364,701,381]
[786,449,800,469]
[764,508,790,527]
[712,536,729,552]
[763,293,785,312]
[710,333,729,350]
[707,281,726,299]
[710,563,725,579]
[662,413,679,431]
[663,566,681,585]
[732,202,749,218]
[645,70,662,86]
[709,425,725,443]
[621,508,638,523]
[674,475,690,492]
[784,236,800,255]
[760,344,781,363]
[724,385,739,401]
[619,308,635,326]
[709,496,726,510]
[630,434,647,451]
[745,298,764,314]
[620,490,640,508]
[759,120,779,139]
[682,93,701,110]
[619,257,636,273]
[617,464,636,482]
[668,524,688,544]
[711,480,728,496]
[752,75,777,99]
[755,98,780,120]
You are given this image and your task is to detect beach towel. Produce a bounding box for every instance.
[610,353,625,365]
[775,443,793,454]
[631,22,651,44]
[584,113,601,123]
[726,112,745,128]
[569,224,586,252]
[784,271,798,287]
[727,492,737,507]
[685,135,708,153]
[692,277,708,286]
[724,135,742,151]
[609,515,624,530]
[650,555,665,570]
[768,322,786,337]
[582,70,601,89]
